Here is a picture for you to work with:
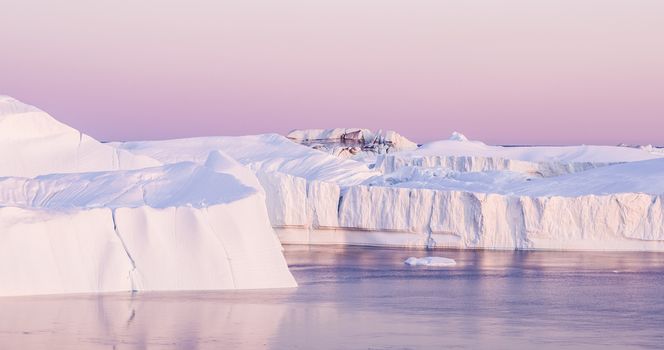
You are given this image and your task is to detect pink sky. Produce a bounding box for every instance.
[1,0,663,145]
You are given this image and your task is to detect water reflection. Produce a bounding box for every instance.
[1,246,663,349]
[0,291,295,349]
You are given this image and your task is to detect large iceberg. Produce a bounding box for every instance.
[0,154,297,296]
[115,130,664,251]
[4,93,664,268]
[0,97,296,296]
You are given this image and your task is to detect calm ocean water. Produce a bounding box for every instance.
[1,245,663,349]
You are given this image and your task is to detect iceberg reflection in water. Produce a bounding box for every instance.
[1,245,664,349]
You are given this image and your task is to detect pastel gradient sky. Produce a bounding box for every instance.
[1,0,663,145]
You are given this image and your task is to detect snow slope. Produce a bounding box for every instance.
[114,135,380,228]
[114,135,378,229]
[116,134,378,186]
[0,95,160,178]
[0,152,296,296]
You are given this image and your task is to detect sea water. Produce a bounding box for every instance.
[1,245,663,349]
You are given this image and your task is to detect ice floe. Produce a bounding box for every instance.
[405,257,457,267]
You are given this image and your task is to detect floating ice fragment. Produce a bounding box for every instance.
[404,257,457,267]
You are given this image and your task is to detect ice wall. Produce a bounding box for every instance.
[0,207,134,296]
[261,178,664,251]
[254,171,341,229]
[348,187,664,250]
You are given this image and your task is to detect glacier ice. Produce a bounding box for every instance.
[0,155,297,296]
[0,97,296,296]
[116,134,378,186]
[3,92,664,297]
[113,128,664,252]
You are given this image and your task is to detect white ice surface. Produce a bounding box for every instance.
[114,130,664,251]
[0,98,297,297]
[0,153,297,296]
[365,158,664,197]
[371,132,664,175]
[413,137,663,163]
[115,134,378,186]
[405,257,457,267]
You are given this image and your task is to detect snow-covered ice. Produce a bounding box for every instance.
[0,97,296,296]
[115,134,378,186]
[3,92,664,297]
[111,128,664,252]
[413,134,662,163]
[404,257,457,267]
[0,153,297,296]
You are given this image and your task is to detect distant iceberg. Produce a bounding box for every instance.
[448,131,470,142]
[287,128,418,158]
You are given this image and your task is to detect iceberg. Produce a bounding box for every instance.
[113,129,664,251]
[5,95,664,259]
[0,97,296,296]
[0,154,297,296]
